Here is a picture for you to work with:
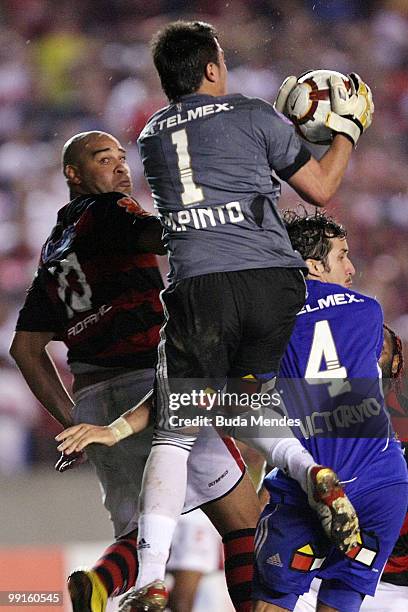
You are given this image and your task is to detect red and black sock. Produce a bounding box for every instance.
[92,537,138,597]
[223,528,255,612]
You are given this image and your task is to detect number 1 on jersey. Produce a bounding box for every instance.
[171,129,204,206]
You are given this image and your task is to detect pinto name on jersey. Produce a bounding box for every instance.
[160,201,244,232]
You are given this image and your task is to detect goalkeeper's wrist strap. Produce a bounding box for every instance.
[325,112,361,147]
[109,416,133,442]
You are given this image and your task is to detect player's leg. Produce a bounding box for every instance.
[133,268,305,602]
[68,529,139,612]
[253,603,290,611]
[134,274,241,602]
[182,427,255,612]
[68,371,153,611]
[316,481,408,612]
[203,470,261,612]
[202,469,261,535]
[227,267,306,450]
[168,571,203,612]
[200,446,332,612]
[166,509,222,612]
[252,491,330,612]
[316,580,365,612]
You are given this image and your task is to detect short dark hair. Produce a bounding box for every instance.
[283,208,347,271]
[151,20,219,102]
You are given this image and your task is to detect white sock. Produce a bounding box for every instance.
[236,436,316,493]
[268,438,316,493]
[136,444,190,588]
[136,513,177,586]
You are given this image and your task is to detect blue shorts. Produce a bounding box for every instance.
[253,482,408,611]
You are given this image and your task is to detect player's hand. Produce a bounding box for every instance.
[326,72,374,146]
[55,423,118,454]
[274,75,298,115]
[55,449,87,472]
[307,466,360,554]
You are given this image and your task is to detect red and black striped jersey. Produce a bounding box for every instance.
[382,391,408,586]
[16,192,164,369]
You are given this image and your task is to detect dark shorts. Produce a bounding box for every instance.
[155,267,305,420]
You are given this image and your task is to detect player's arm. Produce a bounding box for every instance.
[55,391,153,453]
[110,194,166,255]
[136,217,166,255]
[265,114,352,207]
[287,135,352,207]
[9,330,74,428]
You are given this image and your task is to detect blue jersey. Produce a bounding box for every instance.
[138,93,309,282]
[267,280,407,500]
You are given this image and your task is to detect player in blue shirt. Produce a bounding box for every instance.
[253,210,408,612]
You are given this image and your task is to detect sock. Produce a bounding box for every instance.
[233,435,316,493]
[266,438,316,493]
[92,537,138,597]
[223,528,255,612]
[136,443,191,588]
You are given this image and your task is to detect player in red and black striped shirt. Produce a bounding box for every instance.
[10,131,262,612]
[10,131,166,610]
[16,140,164,375]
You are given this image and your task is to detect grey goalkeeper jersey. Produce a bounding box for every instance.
[138,93,310,282]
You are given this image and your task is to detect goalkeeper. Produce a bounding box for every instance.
[55,19,374,612]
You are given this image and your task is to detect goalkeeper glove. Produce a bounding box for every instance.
[326,72,374,146]
[274,75,298,115]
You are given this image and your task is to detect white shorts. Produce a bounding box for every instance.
[73,369,244,538]
[167,509,223,574]
[295,578,408,612]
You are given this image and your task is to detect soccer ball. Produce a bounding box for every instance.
[286,69,351,145]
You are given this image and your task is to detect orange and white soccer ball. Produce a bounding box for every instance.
[286,69,351,145]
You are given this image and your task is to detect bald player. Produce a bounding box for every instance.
[10,131,262,612]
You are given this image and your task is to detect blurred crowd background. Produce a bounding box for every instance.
[0,0,407,473]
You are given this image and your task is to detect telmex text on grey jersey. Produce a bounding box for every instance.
[141,103,234,136]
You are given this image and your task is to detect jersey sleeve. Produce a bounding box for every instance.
[97,193,163,253]
[253,101,311,181]
[371,299,384,360]
[16,270,61,333]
